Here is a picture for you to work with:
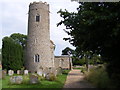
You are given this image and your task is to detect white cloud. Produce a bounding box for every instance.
[1,0,79,55]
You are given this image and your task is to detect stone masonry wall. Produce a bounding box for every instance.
[54,56,72,69]
[25,1,54,72]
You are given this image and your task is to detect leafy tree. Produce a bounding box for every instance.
[62,47,75,55]
[2,33,27,71]
[10,33,27,49]
[2,37,23,71]
[57,2,120,80]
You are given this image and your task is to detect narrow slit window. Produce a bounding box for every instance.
[36,15,40,22]
[34,54,40,62]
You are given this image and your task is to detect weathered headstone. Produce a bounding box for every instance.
[10,76,23,84]
[8,70,14,76]
[0,70,2,79]
[17,70,21,75]
[56,67,62,75]
[37,69,43,76]
[43,67,49,75]
[29,74,39,84]
[43,73,46,77]
[20,70,24,75]
[45,73,50,80]
[49,67,57,76]
[24,70,28,75]
[2,70,7,79]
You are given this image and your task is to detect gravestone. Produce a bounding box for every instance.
[56,67,62,75]
[43,73,46,77]
[8,70,14,76]
[45,73,50,80]
[2,70,7,79]
[30,74,39,84]
[17,70,21,75]
[43,67,49,75]
[49,67,57,76]
[37,69,43,76]
[10,76,23,84]
[24,70,28,75]
[0,70,2,79]
[20,70,24,75]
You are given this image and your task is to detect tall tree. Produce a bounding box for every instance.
[2,33,27,71]
[10,33,27,49]
[57,2,120,79]
[62,47,75,55]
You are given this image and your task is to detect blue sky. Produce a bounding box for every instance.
[0,0,79,55]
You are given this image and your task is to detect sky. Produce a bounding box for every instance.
[0,0,79,55]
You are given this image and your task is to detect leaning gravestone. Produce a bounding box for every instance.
[24,70,28,75]
[10,76,23,84]
[17,70,21,75]
[30,74,39,84]
[8,70,14,76]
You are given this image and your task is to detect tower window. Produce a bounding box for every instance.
[34,54,40,62]
[36,15,40,22]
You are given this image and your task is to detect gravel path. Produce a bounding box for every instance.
[63,69,95,88]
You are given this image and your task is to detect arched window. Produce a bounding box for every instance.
[34,54,40,62]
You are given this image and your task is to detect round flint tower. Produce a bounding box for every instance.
[25,1,54,72]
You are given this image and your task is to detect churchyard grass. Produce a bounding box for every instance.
[2,70,70,88]
[0,79,2,90]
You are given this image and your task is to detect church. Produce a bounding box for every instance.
[25,1,72,73]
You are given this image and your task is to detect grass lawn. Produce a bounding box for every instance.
[2,70,70,89]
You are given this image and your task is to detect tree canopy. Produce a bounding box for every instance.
[62,47,75,55]
[2,33,27,71]
[57,2,120,78]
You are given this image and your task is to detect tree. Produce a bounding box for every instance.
[57,2,120,79]
[62,47,75,55]
[2,33,27,71]
[10,33,27,49]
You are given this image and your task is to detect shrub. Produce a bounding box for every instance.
[22,75,29,84]
[81,67,86,73]
[62,70,70,75]
[46,73,56,81]
[85,66,110,88]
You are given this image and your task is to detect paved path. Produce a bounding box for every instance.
[63,69,95,88]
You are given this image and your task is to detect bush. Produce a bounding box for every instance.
[49,73,56,81]
[22,75,29,84]
[45,73,56,81]
[85,66,110,88]
[62,70,70,75]
[81,67,86,73]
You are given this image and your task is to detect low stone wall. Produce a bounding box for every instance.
[54,55,72,69]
